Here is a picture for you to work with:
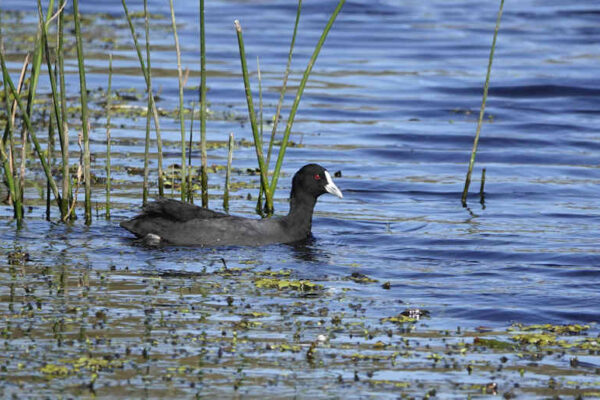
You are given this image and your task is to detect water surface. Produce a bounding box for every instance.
[1,0,599,397]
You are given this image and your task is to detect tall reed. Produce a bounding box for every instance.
[234,20,273,212]
[142,0,152,205]
[0,31,23,225]
[169,0,188,201]
[187,103,195,203]
[57,0,72,220]
[266,0,302,170]
[0,53,62,210]
[105,54,113,219]
[0,80,21,223]
[257,56,264,146]
[46,111,55,220]
[268,0,345,207]
[38,0,68,219]
[73,0,93,224]
[199,0,208,207]
[223,132,234,212]
[10,57,30,217]
[256,56,265,213]
[121,0,165,196]
[461,0,504,207]
[234,0,343,214]
[23,0,56,207]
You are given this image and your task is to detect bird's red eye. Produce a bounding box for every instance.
[314,174,321,180]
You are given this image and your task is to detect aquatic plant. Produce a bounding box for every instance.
[461,0,504,206]
[142,0,153,205]
[0,0,346,225]
[199,0,208,207]
[169,0,188,201]
[235,19,273,212]
[38,0,70,220]
[73,0,93,224]
[1,52,63,214]
[121,0,165,199]
[235,0,345,214]
[105,54,113,219]
[268,0,346,210]
[0,18,25,225]
[223,132,234,212]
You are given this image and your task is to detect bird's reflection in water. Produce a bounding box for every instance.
[287,235,331,263]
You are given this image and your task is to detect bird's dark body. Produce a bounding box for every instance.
[120,164,343,247]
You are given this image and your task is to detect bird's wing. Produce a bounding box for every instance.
[141,197,229,222]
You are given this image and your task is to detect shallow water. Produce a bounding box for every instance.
[1,0,600,398]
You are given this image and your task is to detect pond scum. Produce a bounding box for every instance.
[2,2,600,399]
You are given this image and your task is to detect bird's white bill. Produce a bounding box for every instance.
[324,170,343,198]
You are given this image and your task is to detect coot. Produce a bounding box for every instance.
[120,164,343,246]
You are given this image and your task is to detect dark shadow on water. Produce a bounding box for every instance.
[286,235,331,264]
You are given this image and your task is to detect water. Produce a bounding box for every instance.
[1,0,600,397]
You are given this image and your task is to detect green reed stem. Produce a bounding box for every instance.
[57,0,71,219]
[38,1,52,222]
[223,132,234,213]
[187,104,195,203]
[0,87,21,223]
[1,51,28,159]
[105,54,113,219]
[142,0,151,205]
[268,0,345,208]
[266,0,302,171]
[16,0,56,211]
[18,114,27,208]
[461,0,504,207]
[169,0,187,201]
[47,111,55,221]
[256,56,264,213]
[258,56,264,147]
[0,52,62,210]
[38,0,68,218]
[234,20,273,212]
[11,56,30,222]
[25,0,55,171]
[121,0,164,196]
[73,0,92,224]
[199,0,208,207]
[0,35,22,225]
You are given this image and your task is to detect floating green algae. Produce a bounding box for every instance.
[254,277,323,291]
[40,356,123,379]
[511,332,557,346]
[510,323,590,335]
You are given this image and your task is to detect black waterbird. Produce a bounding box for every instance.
[120,164,343,246]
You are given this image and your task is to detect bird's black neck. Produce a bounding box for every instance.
[285,187,317,234]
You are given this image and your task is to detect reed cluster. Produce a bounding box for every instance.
[0,0,345,227]
[235,0,346,214]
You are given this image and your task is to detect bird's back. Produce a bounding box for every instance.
[120,198,302,246]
